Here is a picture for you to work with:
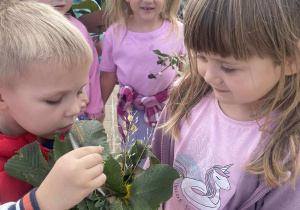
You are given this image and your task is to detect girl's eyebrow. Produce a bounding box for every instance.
[209,55,240,65]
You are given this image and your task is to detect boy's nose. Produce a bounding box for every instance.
[65,97,81,118]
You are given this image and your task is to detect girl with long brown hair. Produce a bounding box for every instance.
[151,0,300,209]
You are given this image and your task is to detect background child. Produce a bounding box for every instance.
[100,0,185,152]
[0,0,106,208]
[151,0,300,209]
[36,0,104,122]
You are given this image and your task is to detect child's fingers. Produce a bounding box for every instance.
[79,153,103,169]
[87,163,104,180]
[71,146,102,159]
[90,173,107,188]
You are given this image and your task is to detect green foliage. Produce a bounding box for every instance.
[110,200,132,210]
[69,120,110,160]
[148,50,188,79]
[72,0,100,14]
[103,156,127,196]
[5,120,179,210]
[99,0,107,9]
[129,165,180,210]
[5,141,50,187]
[53,135,73,161]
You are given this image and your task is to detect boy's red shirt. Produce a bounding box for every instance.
[0,133,50,204]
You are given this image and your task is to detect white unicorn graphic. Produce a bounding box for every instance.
[174,155,232,210]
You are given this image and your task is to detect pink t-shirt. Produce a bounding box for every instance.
[165,93,264,210]
[69,16,104,119]
[99,20,186,96]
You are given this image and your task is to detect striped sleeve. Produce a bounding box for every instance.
[0,188,40,210]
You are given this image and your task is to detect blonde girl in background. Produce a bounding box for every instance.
[151,0,300,209]
[100,0,185,156]
[36,0,104,122]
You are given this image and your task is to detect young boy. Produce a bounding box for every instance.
[0,0,106,209]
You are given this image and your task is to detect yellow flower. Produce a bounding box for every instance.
[123,130,128,136]
[123,184,131,199]
[116,184,131,206]
[124,199,129,205]
[128,115,133,122]
[130,125,137,132]
[123,121,127,128]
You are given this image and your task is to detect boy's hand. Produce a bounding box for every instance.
[36,146,106,210]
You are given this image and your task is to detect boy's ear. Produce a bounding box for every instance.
[0,89,8,110]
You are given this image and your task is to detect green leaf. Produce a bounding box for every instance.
[103,156,127,196]
[129,164,180,210]
[110,200,132,210]
[69,120,110,160]
[76,200,88,210]
[53,135,73,161]
[112,153,133,178]
[72,0,100,13]
[5,142,50,187]
[152,50,170,58]
[94,198,109,210]
[170,57,178,66]
[150,156,161,165]
[128,140,157,167]
[175,68,184,76]
[86,199,98,210]
[47,149,56,169]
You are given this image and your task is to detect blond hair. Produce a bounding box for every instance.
[106,0,181,31]
[165,0,300,188]
[0,0,92,84]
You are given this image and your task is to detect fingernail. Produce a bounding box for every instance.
[99,145,104,152]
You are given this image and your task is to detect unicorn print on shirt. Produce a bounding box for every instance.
[174,154,232,210]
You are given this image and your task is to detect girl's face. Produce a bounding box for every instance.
[197,53,281,120]
[126,0,165,24]
[38,0,73,15]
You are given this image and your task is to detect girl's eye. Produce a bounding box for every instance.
[220,65,235,73]
[46,98,62,105]
[196,54,208,62]
[77,90,83,95]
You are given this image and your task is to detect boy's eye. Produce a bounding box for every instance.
[46,98,62,105]
[77,90,83,95]
[220,65,236,73]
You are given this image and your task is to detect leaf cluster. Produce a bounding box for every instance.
[72,0,100,15]
[148,50,188,79]
[5,120,179,210]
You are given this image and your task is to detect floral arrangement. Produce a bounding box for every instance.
[5,120,179,210]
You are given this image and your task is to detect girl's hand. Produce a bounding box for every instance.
[35,146,106,210]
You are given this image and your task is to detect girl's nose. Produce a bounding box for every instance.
[203,64,223,85]
[143,0,153,3]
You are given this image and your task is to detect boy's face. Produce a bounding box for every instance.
[38,0,73,15]
[0,63,89,139]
